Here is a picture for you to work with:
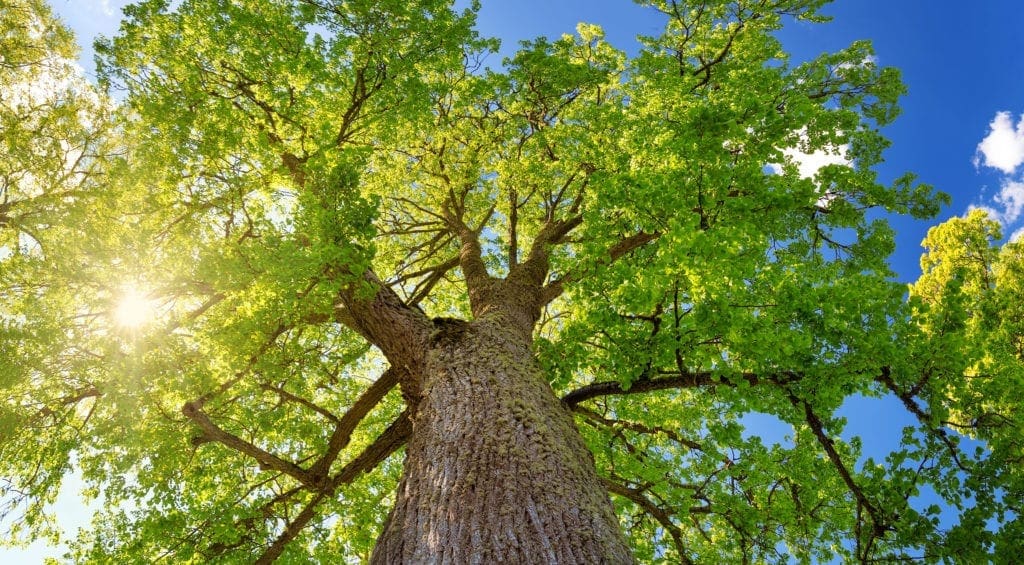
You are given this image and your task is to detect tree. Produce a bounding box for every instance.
[1,0,1021,562]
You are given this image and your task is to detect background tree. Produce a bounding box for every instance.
[1,0,1021,562]
[1,0,115,547]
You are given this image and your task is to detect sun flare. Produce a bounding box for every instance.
[114,287,155,329]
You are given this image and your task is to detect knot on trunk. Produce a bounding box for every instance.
[430,316,470,348]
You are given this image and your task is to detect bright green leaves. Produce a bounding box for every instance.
[362,20,627,315]
[0,0,76,65]
[532,1,954,561]
[0,2,116,549]
[97,0,483,238]
[0,0,111,258]
[297,151,379,278]
[883,209,1024,560]
[548,0,930,397]
[3,0,1017,562]
[500,23,624,124]
[3,0,436,557]
[95,0,491,322]
[912,208,1001,306]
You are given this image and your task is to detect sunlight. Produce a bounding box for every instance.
[114,287,155,328]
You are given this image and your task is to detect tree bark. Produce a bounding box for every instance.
[371,313,633,564]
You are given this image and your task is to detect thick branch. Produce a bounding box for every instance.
[512,215,584,289]
[542,230,661,305]
[333,270,432,401]
[181,401,316,488]
[327,409,412,487]
[788,392,890,537]
[562,370,797,407]
[602,478,694,565]
[308,367,400,481]
[448,213,495,315]
[252,412,411,563]
[36,385,101,419]
[335,271,431,354]
[508,188,520,268]
[606,230,662,261]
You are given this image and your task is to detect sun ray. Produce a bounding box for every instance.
[114,286,155,328]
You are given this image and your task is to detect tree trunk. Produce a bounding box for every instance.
[371,314,633,564]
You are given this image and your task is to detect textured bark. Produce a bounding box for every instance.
[371,314,633,564]
[334,270,433,406]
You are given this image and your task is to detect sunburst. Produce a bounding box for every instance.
[114,286,156,329]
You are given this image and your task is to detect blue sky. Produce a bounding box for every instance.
[8,0,1024,561]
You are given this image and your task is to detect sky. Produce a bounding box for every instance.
[7,0,1024,561]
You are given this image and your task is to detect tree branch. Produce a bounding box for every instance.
[190,323,290,410]
[250,412,412,563]
[447,212,495,315]
[561,370,798,407]
[406,256,460,307]
[509,187,520,268]
[512,215,584,289]
[35,385,101,420]
[601,478,695,565]
[876,368,970,472]
[260,383,340,425]
[181,401,316,488]
[787,392,891,538]
[253,490,329,565]
[307,367,401,482]
[327,409,412,488]
[201,485,304,560]
[542,230,660,305]
[690,19,747,90]
[333,270,432,402]
[572,404,705,453]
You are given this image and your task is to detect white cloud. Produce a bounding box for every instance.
[1010,226,1024,243]
[971,112,1024,239]
[768,128,851,179]
[973,179,1024,229]
[766,130,851,208]
[780,144,851,179]
[836,54,877,73]
[967,203,1002,222]
[994,179,1024,224]
[975,111,1024,175]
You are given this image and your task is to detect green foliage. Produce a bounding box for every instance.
[1,0,1020,562]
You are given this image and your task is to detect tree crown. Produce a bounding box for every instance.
[1,0,1021,562]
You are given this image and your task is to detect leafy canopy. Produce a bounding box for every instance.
[1,0,1021,563]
